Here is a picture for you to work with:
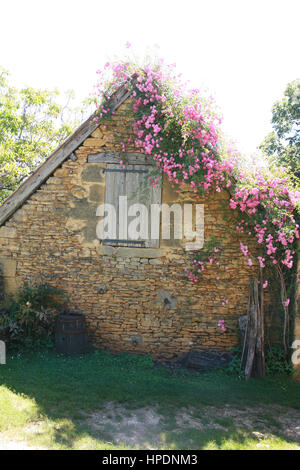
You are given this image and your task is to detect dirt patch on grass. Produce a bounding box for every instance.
[0,434,45,450]
[206,404,300,443]
[274,406,300,443]
[84,402,162,448]
[83,402,300,449]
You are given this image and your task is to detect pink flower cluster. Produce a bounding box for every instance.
[230,171,299,269]
[218,319,227,332]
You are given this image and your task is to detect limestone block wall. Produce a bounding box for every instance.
[0,100,266,358]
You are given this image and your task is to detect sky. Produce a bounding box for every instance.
[0,0,299,156]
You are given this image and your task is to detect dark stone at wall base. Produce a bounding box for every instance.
[182,349,233,371]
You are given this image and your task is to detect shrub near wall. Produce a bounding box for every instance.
[0,283,66,350]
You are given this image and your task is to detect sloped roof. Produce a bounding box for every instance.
[0,84,131,226]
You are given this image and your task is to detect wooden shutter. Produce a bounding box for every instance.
[103,163,161,248]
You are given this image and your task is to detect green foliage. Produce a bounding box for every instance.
[227,344,295,377]
[16,282,66,311]
[194,235,222,262]
[0,67,94,203]
[226,346,243,376]
[265,345,295,376]
[187,235,222,282]
[260,79,300,186]
[0,282,66,350]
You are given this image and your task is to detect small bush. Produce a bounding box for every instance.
[227,344,295,377]
[0,282,66,351]
[226,346,243,377]
[265,345,295,376]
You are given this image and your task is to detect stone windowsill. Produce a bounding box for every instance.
[100,245,161,259]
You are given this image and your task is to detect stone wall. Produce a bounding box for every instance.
[0,99,269,358]
[0,256,17,297]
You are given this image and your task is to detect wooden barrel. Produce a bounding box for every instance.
[55,312,89,355]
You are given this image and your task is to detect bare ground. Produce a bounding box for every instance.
[0,437,44,450]
[83,402,300,449]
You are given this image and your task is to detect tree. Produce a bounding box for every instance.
[0,68,93,203]
[260,79,300,185]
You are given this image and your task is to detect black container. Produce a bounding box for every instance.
[55,312,89,355]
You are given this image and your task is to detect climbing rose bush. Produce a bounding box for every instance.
[95,56,300,312]
[231,167,299,269]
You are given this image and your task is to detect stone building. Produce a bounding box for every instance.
[0,84,296,359]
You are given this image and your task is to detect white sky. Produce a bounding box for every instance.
[0,0,299,156]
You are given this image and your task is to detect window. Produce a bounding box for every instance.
[103,162,161,248]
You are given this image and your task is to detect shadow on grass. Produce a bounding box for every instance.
[0,350,299,449]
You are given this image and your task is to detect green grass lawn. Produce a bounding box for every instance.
[0,349,299,450]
